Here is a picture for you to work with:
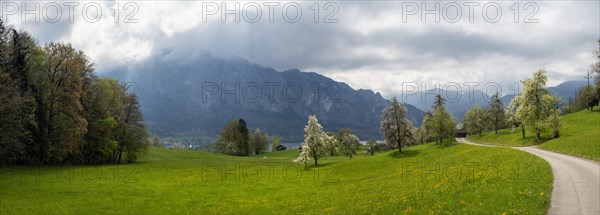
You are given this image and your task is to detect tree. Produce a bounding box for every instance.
[0,22,40,165]
[430,104,456,144]
[433,94,445,109]
[516,69,562,143]
[340,133,360,159]
[250,128,268,155]
[366,139,377,156]
[81,77,121,164]
[464,105,487,136]
[215,119,244,156]
[237,119,250,156]
[506,95,526,138]
[271,135,281,152]
[337,128,353,143]
[152,135,162,147]
[113,91,150,163]
[0,21,27,164]
[417,127,428,145]
[0,19,150,165]
[577,85,597,111]
[420,112,434,143]
[422,95,456,145]
[591,40,600,105]
[0,69,28,164]
[381,97,415,152]
[548,108,561,138]
[303,115,327,166]
[324,132,339,156]
[172,142,185,150]
[293,144,310,169]
[488,92,506,134]
[37,42,90,164]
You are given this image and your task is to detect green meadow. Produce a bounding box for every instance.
[537,110,600,161]
[467,110,600,161]
[1,143,551,214]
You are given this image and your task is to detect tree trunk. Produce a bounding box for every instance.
[521,126,525,139]
[314,157,318,166]
[116,147,123,164]
[536,130,541,144]
[397,142,402,153]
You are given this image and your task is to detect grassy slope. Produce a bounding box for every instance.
[537,110,600,161]
[0,144,551,214]
[467,110,600,160]
[466,128,552,147]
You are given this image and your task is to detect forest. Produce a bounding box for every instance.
[0,20,149,165]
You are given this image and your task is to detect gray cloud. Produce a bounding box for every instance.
[7,1,599,96]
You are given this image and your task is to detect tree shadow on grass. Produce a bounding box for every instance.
[388,149,420,159]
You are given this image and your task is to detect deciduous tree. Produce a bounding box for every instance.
[381,97,415,152]
[293,144,310,169]
[506,95,526,138]
[516,69,562,143]
[488,92,506,134]
[464,105,487,136]
[303,115,327,166]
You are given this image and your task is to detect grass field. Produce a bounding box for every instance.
[0,143,551,214]
[466,110,600,161]
[537,110,600,161]
[466,128,552,147]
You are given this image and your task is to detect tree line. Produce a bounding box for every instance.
[465,69,568,143]
[0,20,149,165]
[214,119,274,156]
[291,94,456,168]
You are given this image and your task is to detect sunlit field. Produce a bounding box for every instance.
[467,110,600,161]
[1,143,551,214]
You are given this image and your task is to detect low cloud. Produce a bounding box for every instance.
[4,0,598,96]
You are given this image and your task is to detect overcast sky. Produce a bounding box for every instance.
[3,0,599,97]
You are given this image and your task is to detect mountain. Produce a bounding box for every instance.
[108,55,425,143]
[397,89,491,119]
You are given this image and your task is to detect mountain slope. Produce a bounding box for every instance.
[111,55,425,142]
[398,89,491,119]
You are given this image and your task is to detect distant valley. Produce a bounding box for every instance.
[106,54,587,143]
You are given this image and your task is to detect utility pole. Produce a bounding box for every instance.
[585,71,593,87]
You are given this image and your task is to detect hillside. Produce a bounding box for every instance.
[0,143,551,214]
[538,110,600,161]
[108,55,425,142]
[467,110,600,160]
